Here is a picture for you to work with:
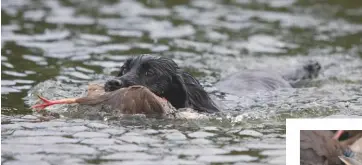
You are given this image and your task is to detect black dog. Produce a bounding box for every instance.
[104,55,219,113]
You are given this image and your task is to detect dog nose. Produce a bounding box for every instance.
[105,79,123,92]
[108,79,122,86]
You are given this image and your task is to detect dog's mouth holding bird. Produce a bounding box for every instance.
[30,55,220,119]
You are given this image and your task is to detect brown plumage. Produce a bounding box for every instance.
[300,130,346,165]
[32,84,176,116]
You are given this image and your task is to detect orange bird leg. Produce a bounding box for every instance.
[333,130,344,140]
[31,95,77,111]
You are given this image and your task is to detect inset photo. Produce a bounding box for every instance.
[300,130,362,165]
[286,119,362,165]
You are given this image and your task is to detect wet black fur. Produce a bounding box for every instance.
[104,55,219,113]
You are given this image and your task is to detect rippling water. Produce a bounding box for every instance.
[2,0,362,164]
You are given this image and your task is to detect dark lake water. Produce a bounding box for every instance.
[2,0,362,164]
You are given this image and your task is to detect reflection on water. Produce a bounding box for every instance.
[1,0,362,164]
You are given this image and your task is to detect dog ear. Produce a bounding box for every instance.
[173,71,191,107]
[175,71,219,113]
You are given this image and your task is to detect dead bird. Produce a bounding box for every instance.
[300,130,362,165]
[32,84,176,117]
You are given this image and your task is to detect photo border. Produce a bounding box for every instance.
[286,118,362,165]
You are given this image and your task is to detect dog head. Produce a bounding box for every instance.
[105,55,219,113]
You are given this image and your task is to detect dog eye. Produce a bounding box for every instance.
[145,70,154,76]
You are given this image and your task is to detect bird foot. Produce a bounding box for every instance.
[31,95,56,111]
[31,95,77,112]
[333,130,344,140]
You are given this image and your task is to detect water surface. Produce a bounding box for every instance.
[2,0,362,164]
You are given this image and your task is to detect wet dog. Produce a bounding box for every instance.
[104,55,220,113]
